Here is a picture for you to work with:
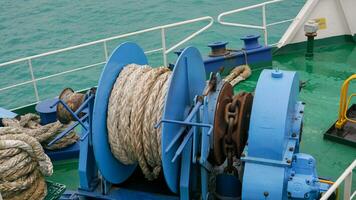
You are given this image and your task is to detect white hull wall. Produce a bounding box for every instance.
[278,0,356,48]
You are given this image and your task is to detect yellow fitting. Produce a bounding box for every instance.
[335,74,356,129]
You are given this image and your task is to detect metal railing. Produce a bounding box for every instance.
[0,16,213,109]
[217,0,294,46]
[320,159,356,200]
[336,74,356,129]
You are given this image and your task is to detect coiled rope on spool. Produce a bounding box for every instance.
[1,113,78,150]
[0,127,53,200]
[107,64,171,180]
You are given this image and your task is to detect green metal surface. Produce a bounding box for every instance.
[45,39,356,192]
[45,181,66,200]
[46,159,79,190]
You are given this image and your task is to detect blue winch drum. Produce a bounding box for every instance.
[92,42,206,194]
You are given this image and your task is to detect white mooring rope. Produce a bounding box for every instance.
[0,128,53,200]
[107,64,171,180]
[106,63,251,180]
[0,114,78,200]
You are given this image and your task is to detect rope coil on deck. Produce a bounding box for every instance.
[0,127,53,200]
[107,64,171,180]
[0,114,78,199]
[2,113,79,150]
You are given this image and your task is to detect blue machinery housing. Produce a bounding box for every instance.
[26,36,332,199]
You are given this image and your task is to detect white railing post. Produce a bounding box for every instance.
[161,28,168,66]
[103,41,109,61]
[262,4,268,46]
[320,160,356,200]
[218,0,297,47]
[344,171,352,200]
[27,59,40,102]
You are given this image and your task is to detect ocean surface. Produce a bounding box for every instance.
[0,0,306,108]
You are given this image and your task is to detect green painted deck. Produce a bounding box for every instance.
[47,39,356,192]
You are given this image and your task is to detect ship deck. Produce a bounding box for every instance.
[47,37,356,191]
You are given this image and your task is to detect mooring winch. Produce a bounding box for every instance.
[50,42,332,200]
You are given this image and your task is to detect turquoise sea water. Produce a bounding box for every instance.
[0,0,305,108]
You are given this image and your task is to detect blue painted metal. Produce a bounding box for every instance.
[45,142,80,160]
[207,41,228,56]
[242,69,300,199]
[46,91,94,162]
[155,71,229,200]
[54,41,330,200]
[51,99,89,131]
[215,174,241,199]
[247,69,299,161]
[78,90,97,191]
[161,46,206,193]
[287,153,320,200]
[199,75,226,200]
[204,36,272,73]
[174,49,184,56]
[48,94,92,144]
[48,121,80,146]
[158,101,202,154]
[208,41,228,49]
[0,107,17,127]
[62,189,179,200]
[170,35,271,74]
[242,69,323,200]
[241,35,263,50]
[179,136,193,200]
[92,42,146,184]
[35,98,58,125]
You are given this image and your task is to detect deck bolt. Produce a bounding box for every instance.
[306,180,310,185]
[286,159,291,164]
[302,102,306,105]
[263,191,269,197]
[292,133,297,137]
[299,110,304,114]
[289,147,294,151]
[287,192,291,197]
[304,192,310,198]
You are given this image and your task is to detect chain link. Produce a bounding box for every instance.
[223,97,240,174]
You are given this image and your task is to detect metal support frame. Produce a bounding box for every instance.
[48,89,98,192]
[157,97,215,200]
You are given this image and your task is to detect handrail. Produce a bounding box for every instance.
[320,159,356,200]
[0,16,213,68]
[217,0,294,46]
[0,16,213,108]
[335,74,356,129]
